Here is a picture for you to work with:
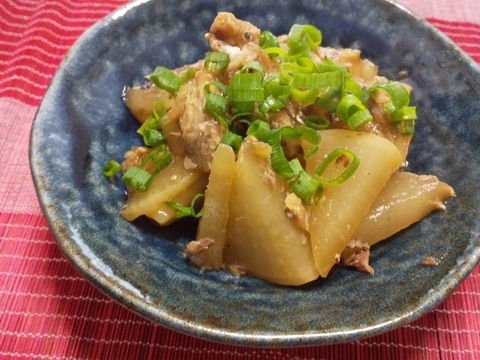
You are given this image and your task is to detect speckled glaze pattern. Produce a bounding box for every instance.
[30,0,480,346]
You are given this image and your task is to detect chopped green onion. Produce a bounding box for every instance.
[102,160,121,177]
[336,94,373,129]
[122,166,154,192]
[178,67,196,83]
[343,79,363,98]
[392,106,417,135]
[316,86,342,112]
[316,63,346,73]
[259,95,288,113]
[204,52,230,72]
[287,157,304,175]
[137,116,160,141]
[203,81,228,121]
[141,128,165,146]
[368,81,417,134]
[319,70,345,87]
[304,115,330,130]
[289,169,323,204]
[263,47,288,59]
[150,66,181,96]
[263,75,290,96]
[285,158,323,204]
[266,126,320,180]
[290,87,320,105]
[294,56,317,73]
[151,99,167,120]
[315,148,360,185]
[273,126,297,141]
[394,119,415,135]
[289,71,344,106]
[241,61,265,78]
[261,76,290,112]
[287,24,322,56]
[291,72,339,90]
[278,63,296,84]
[228,73,264,102]
[228,72,264,114]
[204,80,228,96]
[284,125,320,157]
[347,107,372,129]
[141,145,173,176]
[246,119,271,141]
[204,92,228,118]
[392,106,417,122]
[231,101,255,114]
[229,116,252,136]
[265,129,323,204]
[277,56,346,106]
[279,61,301,79]
[369,81,410,110]
[121,146,172,192]
[137,100,167,146]
[203,81,229,127]
[166,193,205,219]
[260,30,279,48]
[220,131,243,153]
[267,129,298,180]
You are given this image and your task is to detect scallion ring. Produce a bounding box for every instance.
[140,145,173,176]
[166,193,205,219]
[336,94,373,129]
[287,24,322,56]
[121,166,154,192]
[260,30,279,49]
[263,47,288,59]
[289,169,323,204]
[392,106,417,135]
[315,148,360,185]
[102,160,121,177]
[246,119,271,141]
[241,61,265,78]
[220,131,243,153]
[204,52,230,72]
[137,100,167,146]
[149,66,181,96]
[304,115,330,130]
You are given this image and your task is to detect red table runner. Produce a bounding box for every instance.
[1,0,479,358]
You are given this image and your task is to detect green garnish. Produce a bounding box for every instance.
[106,22,417,207]
[166,193,205,219]
[150,66,181,96]
[102,160,121,177]
[204,52,230,72]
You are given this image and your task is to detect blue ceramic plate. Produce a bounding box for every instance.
[30,0,480,346]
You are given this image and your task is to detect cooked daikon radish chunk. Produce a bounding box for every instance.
[185,143,236,270]
[120,156,206,221]
[341,171,455,266]
[304,129,403,277]
[224,139,319,286]
[146,174,208,226]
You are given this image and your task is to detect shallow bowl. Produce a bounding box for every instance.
[30,0,480,346]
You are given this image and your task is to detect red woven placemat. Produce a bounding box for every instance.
[1,0,479,358]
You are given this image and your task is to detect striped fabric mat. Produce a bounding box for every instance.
[1,0,479,358]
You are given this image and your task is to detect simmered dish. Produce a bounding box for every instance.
[104,13,455,286]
